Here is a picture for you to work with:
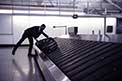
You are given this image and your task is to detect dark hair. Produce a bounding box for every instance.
[41,24,46,28]
[40,24,46,30]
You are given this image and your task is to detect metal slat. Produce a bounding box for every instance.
[70,48,122,81]
[61,44,118,70]
[81,58,122,81]
[51,40,88,59]
[45,38,122,81]
[58,43,112,68]
[51,41,101,64]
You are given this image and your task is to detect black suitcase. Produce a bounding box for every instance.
[35,37,58,54]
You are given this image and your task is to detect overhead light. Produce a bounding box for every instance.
[72,14,78,19]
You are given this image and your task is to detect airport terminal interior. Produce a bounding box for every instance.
[0,0,122,81]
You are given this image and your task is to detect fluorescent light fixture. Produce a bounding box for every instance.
[0,9,12,14]
[61,12,74,15]
[61,11,86,15]
[46,11,59,15]
[30,10,45,14]
[13,10,29,14]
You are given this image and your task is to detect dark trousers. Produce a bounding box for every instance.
[12,32,33,55]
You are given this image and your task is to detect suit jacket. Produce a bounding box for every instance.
[25,26,48,38]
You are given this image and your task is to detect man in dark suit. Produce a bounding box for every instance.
[12,24,49,56]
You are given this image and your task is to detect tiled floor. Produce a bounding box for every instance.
[0,46,44,81]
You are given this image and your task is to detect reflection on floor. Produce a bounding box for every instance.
[0,46,44,81]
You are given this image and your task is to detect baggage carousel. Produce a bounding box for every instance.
[34,37,122,81]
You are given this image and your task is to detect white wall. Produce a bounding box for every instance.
[0,15,12,34]
[0,15,117,44]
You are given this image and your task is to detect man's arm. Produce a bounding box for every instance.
[42,32,49,38]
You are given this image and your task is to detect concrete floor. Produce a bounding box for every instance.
[0,46,44,81]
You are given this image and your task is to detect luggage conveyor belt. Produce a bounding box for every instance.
[36,38,122,81]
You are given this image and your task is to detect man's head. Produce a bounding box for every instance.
[40,24,46,30]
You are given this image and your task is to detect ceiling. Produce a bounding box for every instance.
[0,0,122,16]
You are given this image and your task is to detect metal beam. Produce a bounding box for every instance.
[37,0,43,5]
[105,0,122,11]
[48,0,54,7]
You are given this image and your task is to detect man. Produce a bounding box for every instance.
[12,24,49,56]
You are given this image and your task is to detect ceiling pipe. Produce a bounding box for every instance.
[48,0,54,7]
[0,3,76,8]
[72,0,78,19]
[105,0,122,11]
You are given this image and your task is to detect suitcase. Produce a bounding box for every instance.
[35,37,58,54]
